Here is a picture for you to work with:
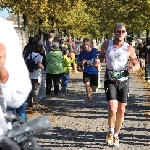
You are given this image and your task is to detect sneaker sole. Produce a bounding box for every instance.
[113,143,119,148]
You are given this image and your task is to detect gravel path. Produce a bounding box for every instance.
[36,63,150,150]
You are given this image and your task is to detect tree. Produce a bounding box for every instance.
[84,0,150,35]
[55,0,97,37]
[1,0,150,37]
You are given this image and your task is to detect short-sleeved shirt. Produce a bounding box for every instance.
[77,48,100,74]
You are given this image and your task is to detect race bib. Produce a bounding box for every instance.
[108,71,124,80]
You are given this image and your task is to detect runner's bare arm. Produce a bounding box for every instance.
[128,46,140,71]
[94,58,101,71]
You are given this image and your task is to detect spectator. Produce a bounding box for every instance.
[43,32,55,55]
[46,38,64,95]
[26,44,44,107]
[137,40,144,63]
[67,36,78,73]
[59,39,68,51]
[61,47,75,92]
[38,48,47,100]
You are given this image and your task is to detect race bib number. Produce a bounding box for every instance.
[87,59,94,66]
[108,71,124,80]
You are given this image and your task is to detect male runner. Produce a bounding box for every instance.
[100,23,140,147]
[77,38,101,107]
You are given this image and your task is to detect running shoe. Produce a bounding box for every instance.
[106,132,113,146]
[89,101,95,107]
[113,136,119,148]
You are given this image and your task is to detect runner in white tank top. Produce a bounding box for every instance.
[100,23,140,147]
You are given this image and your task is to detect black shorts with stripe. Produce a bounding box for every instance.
[104,79,129,103]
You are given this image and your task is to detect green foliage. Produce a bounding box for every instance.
[1,0,150,37]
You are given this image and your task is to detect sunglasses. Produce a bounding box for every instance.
[117,30,126,34]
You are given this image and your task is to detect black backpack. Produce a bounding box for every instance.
[26,53,39,72]
[23,44,35,60]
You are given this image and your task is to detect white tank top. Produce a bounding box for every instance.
[106,40,129,71]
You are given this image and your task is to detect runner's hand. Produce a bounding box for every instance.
[127,66,136,72]
[82,59,87,64]
[94,58,100,67]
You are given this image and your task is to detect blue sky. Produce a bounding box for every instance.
[0,9,9,18]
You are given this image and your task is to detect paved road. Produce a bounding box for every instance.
[36,63,150,150]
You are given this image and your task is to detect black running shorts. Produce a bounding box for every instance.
[104,79,129,103]
[83,72,98,87]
